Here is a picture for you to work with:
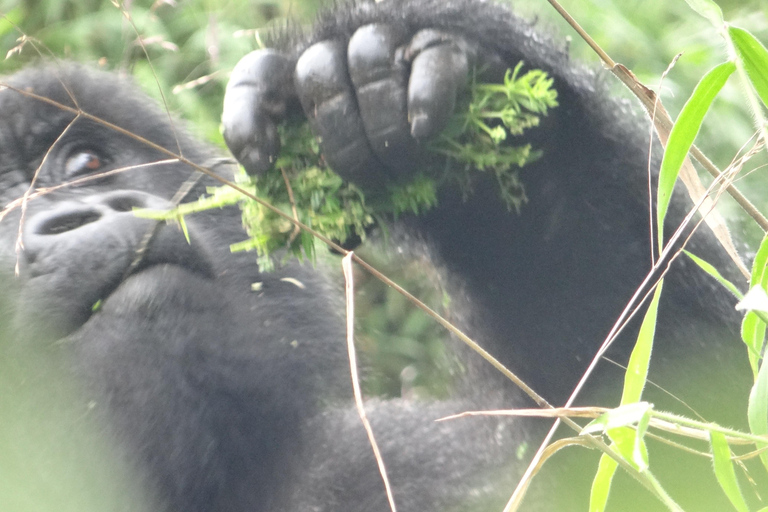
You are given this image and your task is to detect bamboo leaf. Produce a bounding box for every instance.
[657,61,735,250]
[748,357,768,471]
[742,232,768,375]
[589,453,618,512]
[683,0,724,27]
[709,430,749,512]
[684,251,743,300]
[620,282,664,405]
[729,26,768,110]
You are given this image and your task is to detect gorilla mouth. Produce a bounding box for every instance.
[123,226,215,282]
[18,206,215,336]
[95,222,216,314]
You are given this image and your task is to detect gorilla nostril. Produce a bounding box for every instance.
[37,210,102,235]
[107,196,144,212]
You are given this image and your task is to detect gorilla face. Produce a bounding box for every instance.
[13,189,215,336]
[0,65,353,512]
[1,67,214,335]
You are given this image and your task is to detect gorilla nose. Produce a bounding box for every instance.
[21,190,213,281]
[29,191,169,237]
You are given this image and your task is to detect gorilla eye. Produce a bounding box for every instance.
[65,150,107,177]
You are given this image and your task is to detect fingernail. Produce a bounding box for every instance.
[410,112,432,139]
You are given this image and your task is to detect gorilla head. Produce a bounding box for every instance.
[0,1,760,511]
[0,64,357,511]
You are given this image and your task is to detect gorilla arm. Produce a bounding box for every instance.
[222,0,743,406]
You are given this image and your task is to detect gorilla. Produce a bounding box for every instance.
[0,0,758,510]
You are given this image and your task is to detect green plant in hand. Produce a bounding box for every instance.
[153,62,558,271]
[431,62,558,213]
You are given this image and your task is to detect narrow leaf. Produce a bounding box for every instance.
[736,286,768,314]
[632,409,651,472]
[709,430,749,512]
[589,453,618,512]
[657,61,735,250]
[729,26,768,110]
[742,232,768,375]
[748,357,768,471]
[743,311,766,375]
[621,282,664,405]
[684,251,743,300]
[683,0,724,27]
[749,231,768,289]
[587,406,652,509]
[582,402,652,435]
[607,426,641,470]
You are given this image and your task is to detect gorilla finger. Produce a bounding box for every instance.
[295,40,387,189]
[347,24,417,177]
[222,49,293,175]
[407,37,471,140]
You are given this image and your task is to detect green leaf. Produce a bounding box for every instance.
[742,231,768,375]
[0,7,24,38]
[589,453,618,512]
[582,402,653,435]
[632,409,651,471]
[684,251,744,300]
[748,356,768,472]
[729,26,768,110]
[682,0,724,27]
[743,311,766,376]
[606,425,647,471]
[709,430,749,512]
[736,286,768,314]
[620,281,664,404]
[588,420,650,512]
[657,61,735,250]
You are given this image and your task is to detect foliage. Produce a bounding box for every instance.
[161,62,558,271]
[579,3,768,510]
[430,62,559,213]
[0,0,322,144]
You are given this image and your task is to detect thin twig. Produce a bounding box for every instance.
[280,167,302,245]
[342,253,397,512]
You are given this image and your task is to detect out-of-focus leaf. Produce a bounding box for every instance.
[736,286,768,314]
[729,26,768,110]
[709,430,749,512]
[620,282,664,405]
[657,61,735,250]
[748,357,768,471]
[0,7,24,38]
[685,251,744,300]
[743,232,768,375]
[589,453,618,512]
[682,0,724,27]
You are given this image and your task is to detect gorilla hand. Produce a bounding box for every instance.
[222,25,491,189]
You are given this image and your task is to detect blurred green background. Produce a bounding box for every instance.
[2,0,768,510]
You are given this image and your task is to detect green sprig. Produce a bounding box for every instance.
[148,62,558,271]
[430,62,559,212]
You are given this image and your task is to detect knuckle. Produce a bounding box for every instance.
[295,40,350,112]
[348,24,408,87]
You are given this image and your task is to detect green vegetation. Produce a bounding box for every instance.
[153,62,558,271]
